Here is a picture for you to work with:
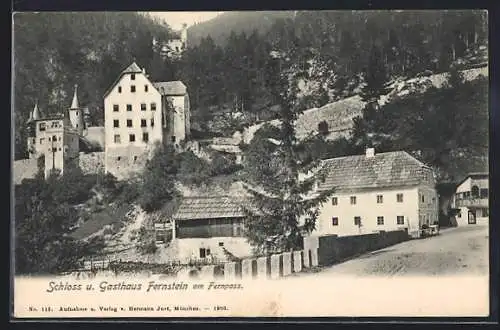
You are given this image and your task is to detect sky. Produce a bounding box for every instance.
[146,12,223,30]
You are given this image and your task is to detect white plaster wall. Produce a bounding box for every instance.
[104,72,162,175]
[456,178,472,194]
[456,207,470,226]
[104,72,163,151]
[456,206,489,226]
[313,187,420,237]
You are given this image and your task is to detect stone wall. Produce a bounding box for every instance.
[304,230,409,267]
[105,145,151,180]
[79,152,105,175]
[13,158,38,185]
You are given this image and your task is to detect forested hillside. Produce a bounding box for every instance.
[13,12,178,160]
[186,11,295,46]
[180,10,487,128]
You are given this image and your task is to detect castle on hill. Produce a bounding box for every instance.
[25,85,89,178]
[16,61,191,183]
[153,23,188,59]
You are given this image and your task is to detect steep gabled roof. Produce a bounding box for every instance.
[173,196,246,221]
[103,62,145,98]
[122,62,142,74]
[317,151,431,193]
[455,172,489,189]
[152,81,187,96]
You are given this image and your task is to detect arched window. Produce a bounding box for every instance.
[471,185,480,198]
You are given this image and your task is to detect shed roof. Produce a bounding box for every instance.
[152,81,187,96]
[317,151,431,193]
[173,196,246,221]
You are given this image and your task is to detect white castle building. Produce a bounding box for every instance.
[103,62,190,179]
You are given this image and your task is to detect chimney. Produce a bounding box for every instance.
[142,67,146,74]
[366,147,375,158]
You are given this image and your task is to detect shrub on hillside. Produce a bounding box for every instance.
[136,226,157,254]
[210,152,242,175]
[176,150,213,185]
[138,143,178,213]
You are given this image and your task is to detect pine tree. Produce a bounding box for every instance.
[241,56,335,255]
[361,44,390,105]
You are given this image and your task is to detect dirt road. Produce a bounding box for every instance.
[317,224,489,277]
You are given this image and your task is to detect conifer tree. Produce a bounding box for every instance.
[241,55,335,255]
[361,44,390,105]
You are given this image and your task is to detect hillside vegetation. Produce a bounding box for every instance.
[180,10,487,128]
[187,11,295,46]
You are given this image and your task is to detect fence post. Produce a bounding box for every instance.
[282,252,292,276]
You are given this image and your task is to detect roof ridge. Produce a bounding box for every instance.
[183,195,240,199]
[322,150,404,163]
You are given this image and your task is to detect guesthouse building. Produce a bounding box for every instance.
[310,148,439,238]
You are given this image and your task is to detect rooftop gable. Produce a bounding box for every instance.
[456,172,489,189]
[317,151,431,193]
[103,62,147,98]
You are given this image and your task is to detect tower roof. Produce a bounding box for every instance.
[32,102,41,121]
[26,108,34,124]
[70,84,79,109]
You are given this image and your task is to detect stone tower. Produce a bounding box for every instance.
[26,102,39,159]
[68,84,84,135]
[39,110,80,178]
